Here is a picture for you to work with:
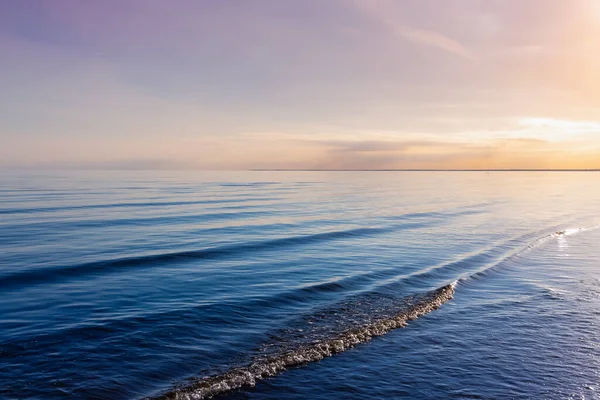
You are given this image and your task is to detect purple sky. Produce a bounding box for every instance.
[2,0,600,169]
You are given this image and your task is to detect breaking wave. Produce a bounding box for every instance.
[148,224,600,400]
[149,284,455,400]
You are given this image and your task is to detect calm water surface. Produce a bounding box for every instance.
[0,171,599,399]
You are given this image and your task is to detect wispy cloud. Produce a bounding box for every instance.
[518,117,600,135]
[2,1,600,170]
[399,27,475,60]
[353,0,475,60]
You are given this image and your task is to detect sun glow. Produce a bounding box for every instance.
[516,118,600,141]
[591,0,600,20]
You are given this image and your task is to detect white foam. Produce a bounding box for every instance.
[153,284,455,400]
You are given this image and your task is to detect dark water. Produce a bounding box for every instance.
[1,171,599,399]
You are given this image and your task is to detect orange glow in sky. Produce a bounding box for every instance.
[1,0,599,169]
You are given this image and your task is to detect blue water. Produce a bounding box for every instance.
[1,171,599,400]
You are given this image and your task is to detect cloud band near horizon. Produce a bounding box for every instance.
[1,0,599,169]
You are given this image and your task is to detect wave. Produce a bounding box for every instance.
[0,224,430,290]
[216,182,283,187]
[0,197,281,215]
[0,210,274,232]
[145,223,599,399]
[4,220,590,339]
[148,283,455,400]
[461,223,600,283]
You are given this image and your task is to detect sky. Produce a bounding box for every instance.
[1,0,600,170]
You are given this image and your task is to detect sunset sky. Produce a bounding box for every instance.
[2,0,600,169]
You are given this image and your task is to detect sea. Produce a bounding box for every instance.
[0,170,599,400]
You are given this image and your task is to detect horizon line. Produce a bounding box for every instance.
[2,167,600,172]
[250,169,600,172]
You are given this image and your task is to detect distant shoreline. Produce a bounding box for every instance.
[249,169,600,172]
[2,168,599,172]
